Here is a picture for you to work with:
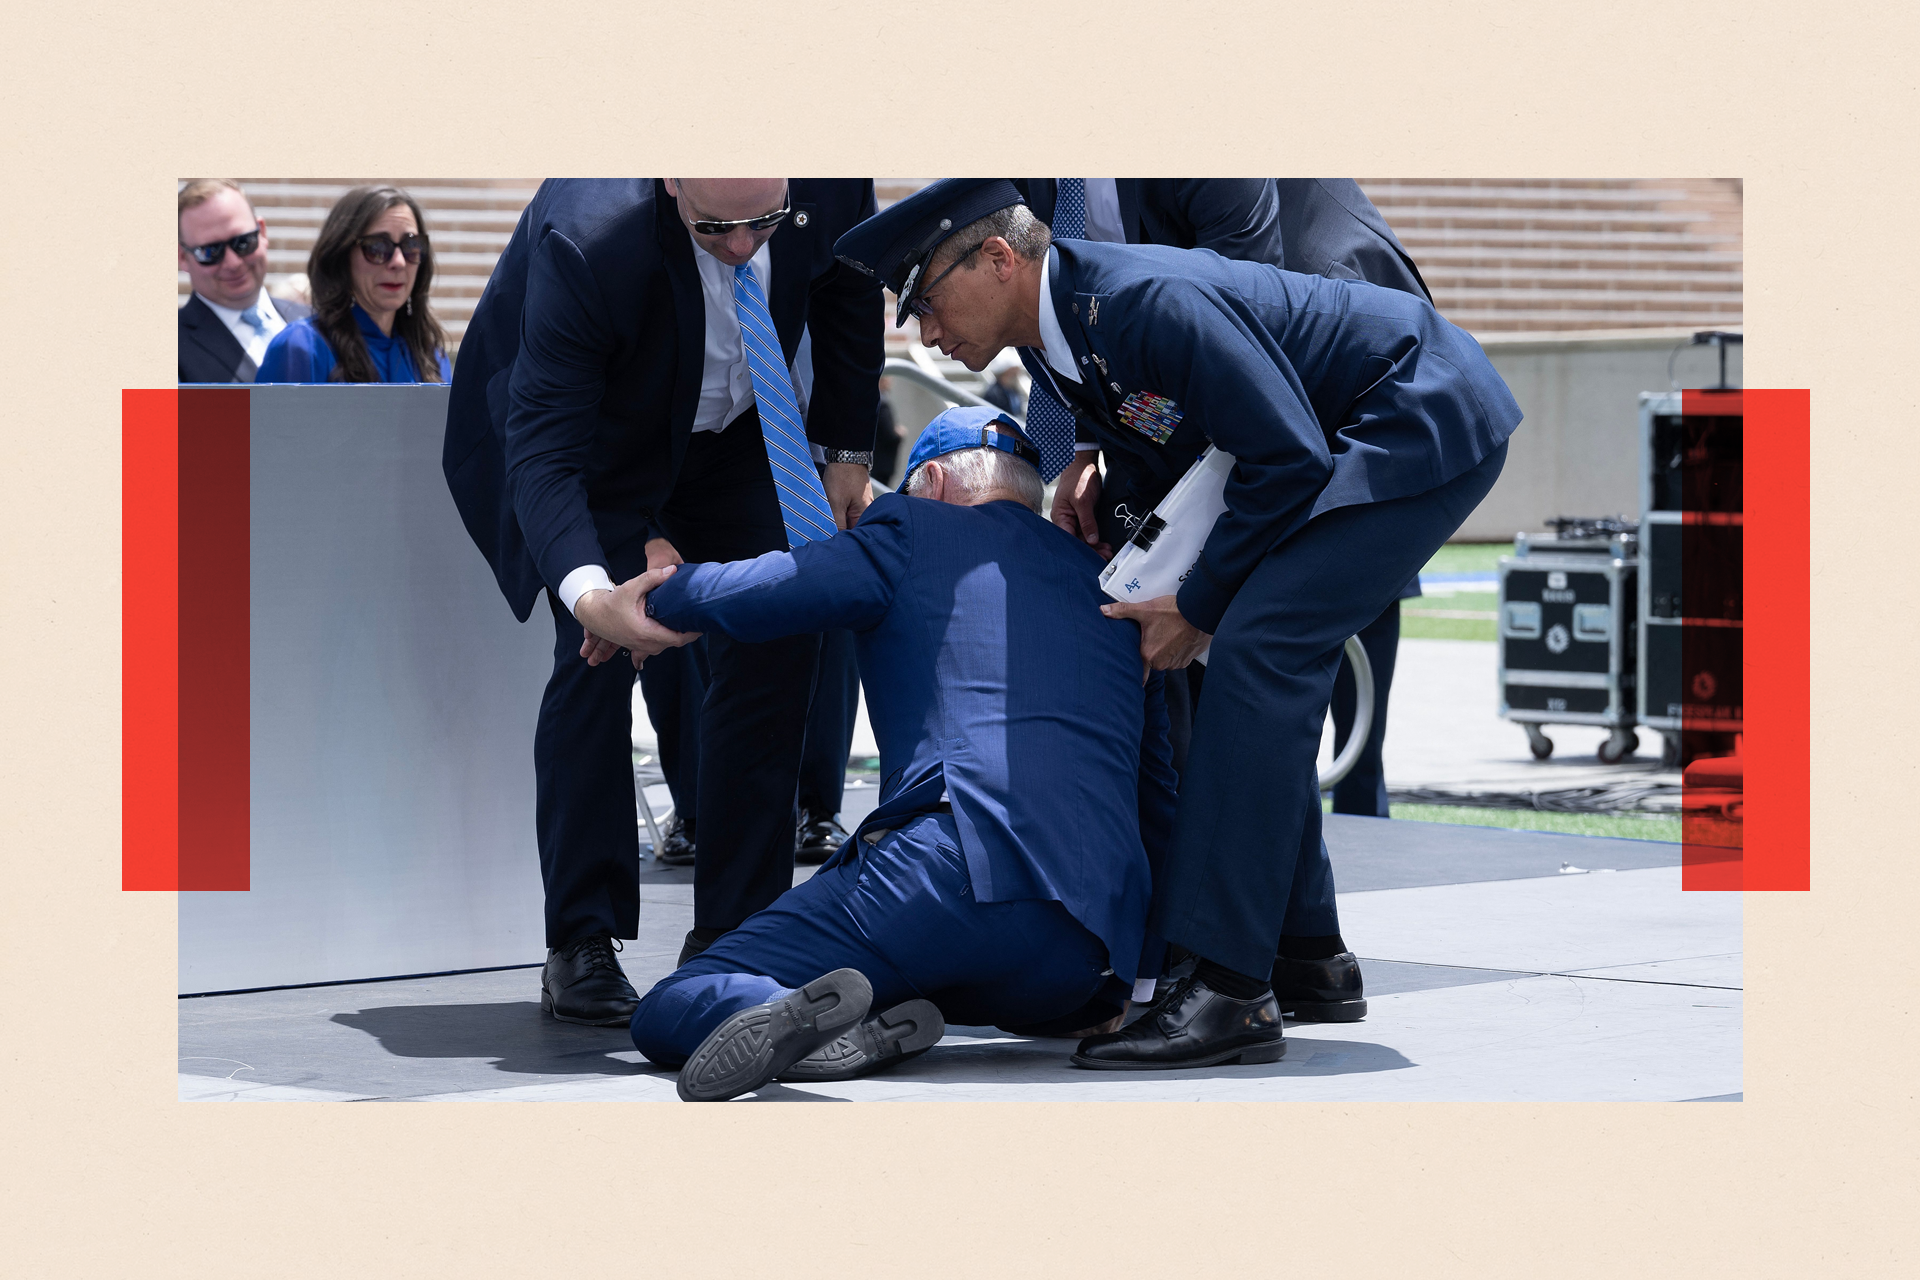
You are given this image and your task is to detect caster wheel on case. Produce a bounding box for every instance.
[1598,727,1640,764]
[1525,724,1554,760]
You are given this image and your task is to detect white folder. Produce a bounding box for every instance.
[1096,446,1236,665]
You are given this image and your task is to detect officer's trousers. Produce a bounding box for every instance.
[1151,444,1508,979]
[629,812,1111,1066]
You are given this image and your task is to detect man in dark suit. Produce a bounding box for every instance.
[442,179,883,1026]
[623,407,1179,1100]
[1014,177,1436,1017]
[839,180,1519,1069]
[177,179,310,383]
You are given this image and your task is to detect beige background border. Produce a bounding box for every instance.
[1,1,1913,1274]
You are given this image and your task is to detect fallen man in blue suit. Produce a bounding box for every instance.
[598,407,1179,1100]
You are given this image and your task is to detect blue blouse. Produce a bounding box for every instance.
[257,304,451,384]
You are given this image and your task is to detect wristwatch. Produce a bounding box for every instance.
[820,448,873,467]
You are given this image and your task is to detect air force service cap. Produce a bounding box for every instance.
[902,405,1043,487]
[832,179,1026,327]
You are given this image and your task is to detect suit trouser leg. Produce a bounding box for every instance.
[629,814,1111,1065]
[654,410,822,932]
[797,628,859,818]
[535,534,650,949]
[636,638,709,825]
[1329,600,1401,818]
[1152,445,1508,978]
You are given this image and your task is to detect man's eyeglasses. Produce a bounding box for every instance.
[905,242,982,320]
[687,192,791,237]
[183,229,262,266]
[358,233,428,265]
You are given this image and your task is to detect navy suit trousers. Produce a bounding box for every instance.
[1329,600,1402,818]
[1153,444,1509,978]
[629,812,1111,1066]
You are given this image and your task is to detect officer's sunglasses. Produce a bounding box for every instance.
[905,242,982,320]
[687,192,791,237]
[357,233,429,265]
[183,229,262,266]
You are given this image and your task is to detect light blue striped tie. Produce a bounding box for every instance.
[732,263,837,548]
[1023,178,1090,481]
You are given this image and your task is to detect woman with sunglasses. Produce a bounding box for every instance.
[258,185,451,383]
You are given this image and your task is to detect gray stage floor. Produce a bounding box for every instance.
[179,815,1740,1102]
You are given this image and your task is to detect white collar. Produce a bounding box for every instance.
[1034,248,1081,384]
[197,289,279,326]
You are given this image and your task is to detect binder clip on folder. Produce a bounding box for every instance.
[1096,446,1375,783]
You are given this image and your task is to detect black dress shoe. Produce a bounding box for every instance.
[654,815,695,866]
[779,999,944,1082]
[795,811,850,865]
[677,968,873,1101]
[1071,975,1285,1070]
[540,934,639,1026]
[676,925,727,968]
[1272,951,1367,1023]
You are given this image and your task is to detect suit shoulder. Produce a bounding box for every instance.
[528,180,657,257]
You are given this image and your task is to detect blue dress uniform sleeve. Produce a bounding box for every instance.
[502,229,625,593]
[256,318,336,384]
[647,492,914,639]
[1115,278,1334,634]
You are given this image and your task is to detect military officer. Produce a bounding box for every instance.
[833,180,1520,1069]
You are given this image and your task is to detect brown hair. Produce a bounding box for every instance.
[177,179,252,235]
[306,185,449,384]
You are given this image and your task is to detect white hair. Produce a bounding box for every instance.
[905,446,1044,513]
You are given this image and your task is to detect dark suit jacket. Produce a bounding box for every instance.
[442,179,883,621]
[177,292,312,383]
[648,492,1157,982]
[1270,179,1430,302]
[1018,241,1521,632]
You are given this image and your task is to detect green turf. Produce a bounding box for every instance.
[1400,615,1496,641]
[1324,799,1680,842]
[1421,541,1511,576]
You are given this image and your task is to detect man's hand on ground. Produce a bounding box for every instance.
[1066,1002,1131,1038]
[823,462,873,530]
[1101,594,1210,674]
[574,565,701,669]
[1050,454,1111,559]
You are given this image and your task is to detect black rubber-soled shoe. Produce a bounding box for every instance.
[654,815,696,867]
[677,968,873,1102]
[1070,974,1285,1071]
[779,999,945,1082]
[795,812,851,866]
[1272,952,1368,1023]
[540,934,639,1026]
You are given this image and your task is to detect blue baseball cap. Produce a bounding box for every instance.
[902,405,1042,486]
[833,179,1026,327]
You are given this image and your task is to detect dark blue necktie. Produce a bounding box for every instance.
[732,263,837,548]
[1025,179,1089,481]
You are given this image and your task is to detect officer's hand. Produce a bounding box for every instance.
[1051,454,1111,559]
[644,537,683,572]
[1101,594,1210,673]
[574,566,702,669]
[823,462,873,531]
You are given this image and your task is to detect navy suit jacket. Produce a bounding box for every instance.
[177,292,311,384]
[1020,241,1521,633]
[442,179,883,621]
[647,492,1157,983]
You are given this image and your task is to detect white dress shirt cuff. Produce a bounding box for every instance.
[1074,441,1102,453]
[558,564,617,618]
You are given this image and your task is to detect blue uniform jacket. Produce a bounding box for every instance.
[647,492,1157,984]
[1020,240,1521,634]
[441,179,883,621]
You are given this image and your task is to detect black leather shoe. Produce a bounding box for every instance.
[654,815,695,866]
[540,934,639,1026]
[676,926,727,968]
[1071,975,1285,1070]
[1272,951,1367,1022]
[795,810,850,865]
[677,968,873,1101]
[779,999,944,1082]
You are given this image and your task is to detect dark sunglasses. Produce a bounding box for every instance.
[358,232,428,265]
[183,229,262,266]
[905,242,982,321]
[687,192,791,237]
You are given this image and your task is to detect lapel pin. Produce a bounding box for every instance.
[793,211,809,227]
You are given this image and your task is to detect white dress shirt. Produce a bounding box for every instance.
[197,290,287,368]
[561,237,800,618]
[1080,178,1125,244]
